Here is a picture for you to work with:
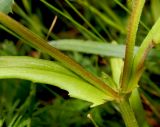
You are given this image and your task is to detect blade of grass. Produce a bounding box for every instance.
[97,0,122,25]
[87,114,99,127]
[45,15,57,40]
[49,39,159,59]
[13,3,58,39]
[65,0,105,41]
[49,40,130,58]
[77,0,125,33]
[95,18,113,41]
[40,0,102,41]
[141,90,160,119]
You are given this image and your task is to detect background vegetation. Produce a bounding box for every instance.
[0,0,160,127]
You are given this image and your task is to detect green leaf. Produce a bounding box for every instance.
[0,0,14,13]
[77,0,125,33]
[49,39,160,59]
[65,0,105,41]
[101,72,118,91]
[0,56,114,107]
[40,0,101,41]
[49,40,137,58]
[0,56,78,78]
[110,57,123,89]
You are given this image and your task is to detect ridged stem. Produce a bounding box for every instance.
[118,98,139,127]
[121,0,145,91]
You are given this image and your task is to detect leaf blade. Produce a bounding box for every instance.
[0,0,14,13]
[0,56,114,107]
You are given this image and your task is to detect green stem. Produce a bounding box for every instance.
[127,17,160,92]
[113,0,149,31]
[130,89,150,127]
[118,98,139,127]
[132,17,160,74]
[121,0,145,91]
[0,12,118,98]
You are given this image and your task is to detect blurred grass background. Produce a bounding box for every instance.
[0,0,160,127]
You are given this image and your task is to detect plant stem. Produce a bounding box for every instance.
[127,17,160,92]
[113,0,149,31]
[121,0,145,91]
[118,98,139,127]
[0,12,118,98]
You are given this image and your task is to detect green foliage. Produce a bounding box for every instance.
[0,40,17,55]
[0,56,114,107]
[0,0,160,127]
[0,0,14,13]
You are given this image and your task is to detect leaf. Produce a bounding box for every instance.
[0,0,14,14]
[110,57,123,89]
[40,0,101,41]
[49,40,136,58]
[0,56,78,78]
[0,40,17,55]
[49,39,160,59]
[101,72,118,91]
[0,56,114,107]
[77,0,125,33]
